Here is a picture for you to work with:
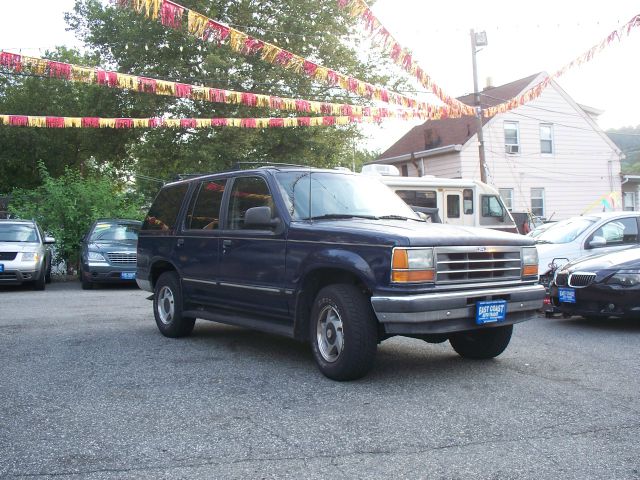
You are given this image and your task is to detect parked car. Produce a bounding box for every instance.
[79,219,142,289]
[550,246,640,319]
[535,212,640,287]
[0,219,55,290]
[136,166,544,381]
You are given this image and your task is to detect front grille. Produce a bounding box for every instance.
[435,246,522,285]
[107,252,137,265]
[0,272,18,281]
[555,272,569,287]
[0,252,17,261]
[568,272,596,288]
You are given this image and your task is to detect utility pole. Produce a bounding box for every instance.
[470,29,488,183]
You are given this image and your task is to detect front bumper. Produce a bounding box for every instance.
[550,284,640,318]
[0,260,43,285]
[371,283,545,334]
[82,263,137,283]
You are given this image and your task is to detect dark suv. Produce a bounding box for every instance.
[137,167,544,380]
[79,219,141,289]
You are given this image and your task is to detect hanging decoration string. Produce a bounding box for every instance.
[484,13,640,118]
[336,0,475,117]
[0,114,390,129]
[114,0,457,115]
[0,51,449,121]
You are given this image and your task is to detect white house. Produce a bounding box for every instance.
[373,73,626,221]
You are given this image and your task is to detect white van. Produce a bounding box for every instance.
[362,165,518,233]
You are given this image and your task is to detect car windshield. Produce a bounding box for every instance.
[89,222,141,241]
[275,171,421,221]
[0,224,39,242]
[535,217,596,244]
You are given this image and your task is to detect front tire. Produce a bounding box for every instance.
[449,325,513,359]
[32,271,46,291]
[153,272,195,338]
[309,284,377,381]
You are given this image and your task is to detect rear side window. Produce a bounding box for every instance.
[143,184,189,231]
[186,179,227,230]
[591,217,639,246]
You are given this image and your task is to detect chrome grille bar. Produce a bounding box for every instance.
[435,246,522,285]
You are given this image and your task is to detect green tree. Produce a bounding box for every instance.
[607,125,640,174]
[64,0,409,184]
[9,162,145,272]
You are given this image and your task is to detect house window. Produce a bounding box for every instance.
[623,192,636,211]
[401,164,409,177]
[531,188,545,218]
[540,124,553,154]
[504,121,519,154]
[499,188,514,211]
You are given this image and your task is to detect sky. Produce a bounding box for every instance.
[0,0,638,152]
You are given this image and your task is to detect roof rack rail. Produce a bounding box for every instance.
[232,162,311,170]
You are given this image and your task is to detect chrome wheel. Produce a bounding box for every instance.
[316,305,344,363]
[157,286,175,325]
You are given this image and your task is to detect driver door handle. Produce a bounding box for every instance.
[176,238,185,248]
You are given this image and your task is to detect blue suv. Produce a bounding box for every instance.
[136,166,544,380]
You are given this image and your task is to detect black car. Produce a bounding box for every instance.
[79,219,141,289]
[550,246,640,319]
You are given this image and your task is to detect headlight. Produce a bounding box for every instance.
[21,252,40,262]
[391,247,435,283]
[606,271,640,287]
[522,247,538,277]
[88,251,107,262]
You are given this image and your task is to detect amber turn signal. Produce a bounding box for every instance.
[523,265,538,276]
[392,270,435,283]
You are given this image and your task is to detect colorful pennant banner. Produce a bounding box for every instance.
[336,0,475,117]
[484,13,640,118]
[115,0,457,115]
[0,51,449,121]
[0,114,386,129]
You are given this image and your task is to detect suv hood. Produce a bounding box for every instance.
[290,219,532,247]
[0,241,42,252]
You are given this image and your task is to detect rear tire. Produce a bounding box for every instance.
[309,284,377,381]
[153,272,195,338]
[449,325,513,359]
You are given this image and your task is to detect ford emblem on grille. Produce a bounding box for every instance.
[477,247,487,252]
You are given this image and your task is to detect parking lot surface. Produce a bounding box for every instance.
[1,281,639,479]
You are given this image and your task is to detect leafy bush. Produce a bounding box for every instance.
[9,162,145,272]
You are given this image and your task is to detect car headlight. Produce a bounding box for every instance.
[522,247,538,277]
[391,247,435,283]
[21,251,40,262]
[606,271,640,287]
[88,251,107,262]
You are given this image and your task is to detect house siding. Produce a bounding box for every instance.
[459,84,622,220]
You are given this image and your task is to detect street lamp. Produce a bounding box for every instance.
[470,29,488,183]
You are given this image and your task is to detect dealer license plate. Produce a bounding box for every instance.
[476,300,507,325]
[121,272,136,280]
[0,264,4,272]
[558,287,576,304]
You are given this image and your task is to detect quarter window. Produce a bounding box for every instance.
[540,124,553,154]
[226,177,274,230]
[143,184,189,231]
[187,179,227,230]
[530,188,545,218]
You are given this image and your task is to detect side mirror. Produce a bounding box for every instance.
[244,206,279,229]
[588,235,606,249]
[44,236,56,244]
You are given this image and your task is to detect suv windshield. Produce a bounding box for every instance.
[275,172,420,221]
[535,217,596,244]
[89,222,141,242]
[0,223,38,242]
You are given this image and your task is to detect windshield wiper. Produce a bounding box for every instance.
[305,214,379,221]
[377,214,423,222]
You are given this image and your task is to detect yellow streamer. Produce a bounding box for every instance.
[256,118,269,128]
[283,118,297,128]
[23,57,48,75]
[195,119,211,128]
[191,86,208,101]
[0,115,8,126]
[71,66,95,83]
[229,29,248,53]
[187,11,209,39]
[64,117,82,128]
[336,116,349,126]
[165,119,181,128]
[99,119,116,128]
[260,44,281,64]
[133,118,149,128]
[117,74,138,90]
[28,117,46,128]
[309,117,322,127]
[156,80,176,96]
[228,119,241,127]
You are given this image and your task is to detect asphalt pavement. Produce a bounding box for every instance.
[1,281,639,479]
